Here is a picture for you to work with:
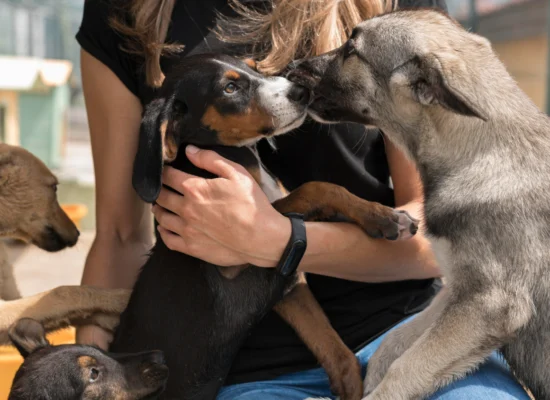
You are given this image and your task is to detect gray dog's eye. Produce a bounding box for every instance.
[343,40,356,59]
[89,367,100,383]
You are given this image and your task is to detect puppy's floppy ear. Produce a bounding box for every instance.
[8,318,49,358]
[132,97,171,203]
[406,53,488,121]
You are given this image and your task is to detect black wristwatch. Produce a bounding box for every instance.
[275,213,307,277]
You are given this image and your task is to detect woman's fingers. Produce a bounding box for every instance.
[153,204,186,233]
[161,167,200,196]
[155,185,187,214]
[157,225,245,267]
[157,226,189,253]
[185,145,246,180]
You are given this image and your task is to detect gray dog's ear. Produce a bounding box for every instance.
[132,97,171,203]
[408,53,488,121]
[8,318,49,358]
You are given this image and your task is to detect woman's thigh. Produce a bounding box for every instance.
[217,367,333,400]
[218,316,531,400]
[430,352,530,400]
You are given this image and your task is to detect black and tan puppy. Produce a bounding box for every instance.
[8,318,168,400]
[111,53,418,400]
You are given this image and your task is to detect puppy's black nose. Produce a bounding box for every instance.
[146,350,166,365]
[288,85,310,105]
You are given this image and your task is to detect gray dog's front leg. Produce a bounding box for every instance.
[362,287,531,400]
[364,288,449,395]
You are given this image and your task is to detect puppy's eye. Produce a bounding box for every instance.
[89,367,100,383]
[224,82,238,94]
[344,40,356,59]
[52,184,58,193]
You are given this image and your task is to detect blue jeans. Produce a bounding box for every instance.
[218,316,530,400]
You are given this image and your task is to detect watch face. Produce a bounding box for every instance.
[279,241,307,277]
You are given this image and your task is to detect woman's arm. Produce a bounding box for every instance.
[154,143,440,283]
[298,138,440,282]
[77,50,154,348]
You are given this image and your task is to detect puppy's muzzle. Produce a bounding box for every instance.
[139,350,169,386]
[286,68,320,92]
[37,226,80,252]
[287,84,311,106]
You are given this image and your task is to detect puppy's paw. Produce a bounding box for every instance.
[362,209,418,241]
[363,338,400,395]
[363,380,376,398]
[327,354,363,400]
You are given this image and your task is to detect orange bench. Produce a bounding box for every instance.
[0,328,75,399]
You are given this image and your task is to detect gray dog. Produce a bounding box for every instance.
[289,8,549,400]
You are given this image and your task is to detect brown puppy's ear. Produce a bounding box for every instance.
[0,148,14,166]
[132,97,169,203]
[243,58,258,71]
[408,53,488,121]
[8,318,49,358]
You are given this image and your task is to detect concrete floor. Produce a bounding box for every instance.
[5,232,93,297]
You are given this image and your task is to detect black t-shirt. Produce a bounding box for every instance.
[76,0,446,385]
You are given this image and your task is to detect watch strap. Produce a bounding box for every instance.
[275,213,307,277]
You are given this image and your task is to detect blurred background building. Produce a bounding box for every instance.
[447,0,549,110]
[0,0,93,230]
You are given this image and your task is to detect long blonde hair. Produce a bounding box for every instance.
[110,0,394,87]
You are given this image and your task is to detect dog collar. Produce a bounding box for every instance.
[276,213,307,277]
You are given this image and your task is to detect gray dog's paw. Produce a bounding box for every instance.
[363,334,404,395]
[364,363,386,396]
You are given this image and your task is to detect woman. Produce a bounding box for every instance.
[76,0,530,398]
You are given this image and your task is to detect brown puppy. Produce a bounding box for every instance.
[0,145,127,345]
[0,144,80,301]
[0,144,79,251]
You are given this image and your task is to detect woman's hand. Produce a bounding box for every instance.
[153,145,291,268]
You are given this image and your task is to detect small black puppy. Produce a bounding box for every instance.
[8,318,168,400]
